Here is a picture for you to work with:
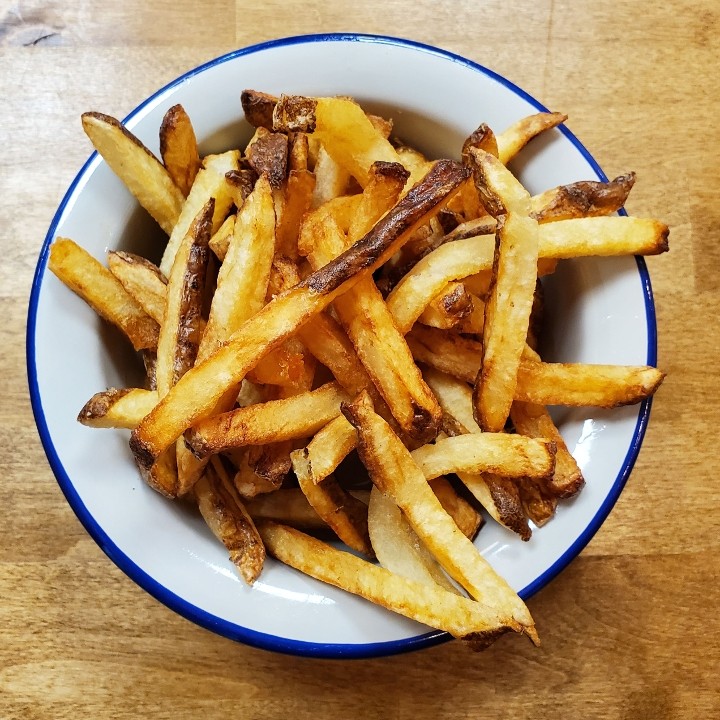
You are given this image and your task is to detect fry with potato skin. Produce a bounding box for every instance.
[159,103,202,197]
[48,238,159,352]
[81,111,184,235]
[342,391,537,643]
[107,251,167,325]
[292,450,373,557]
[496,111,567,165]
[194,457,265,584]
[77,388,158,429]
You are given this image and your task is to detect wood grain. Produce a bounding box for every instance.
[2,1,719,717]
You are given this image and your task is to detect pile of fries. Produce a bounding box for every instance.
[49,90,667,649]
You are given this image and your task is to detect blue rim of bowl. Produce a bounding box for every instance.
[27,32,657,660]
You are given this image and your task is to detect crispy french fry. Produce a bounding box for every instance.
[208,214,236,261]
[311,145,351,208]
[48,238,159,351]
[159,150,240,276]
[293,450,373,556]
[411,433,556,481]
[496,112,567,165]
[159,103,202,197]
[107,251,167,324]
[246,127,288,189]
[77,388,158,429]
[429,476,483,540]
[241,89,278,129]
[342,391,537,643]
[81,111,184,235]
[515,362,665,407]
[531,173,636,223]
[245,488,327,530]
[418,281,473,330]
[195,457,265,584]
[276,169,315,258]
[185,382,349,459]
[259,520,518,644]
[301,414,358,486]
[408,326,483,384]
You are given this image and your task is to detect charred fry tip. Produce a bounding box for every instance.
[183,428,210,460]
[129,430,156,471]
[369,160,410,184]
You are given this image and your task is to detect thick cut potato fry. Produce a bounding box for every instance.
[107,251,167,324]
[245,128,288,189]
[245,488,328,530]
[462,124,499,163]
[155,199,213,395]
[496,112,567,165]
[194,458,265,584]
[515,361,665,407]
[531,173,636,223]
[185,382,349,458]
[510,401,584,498]
[276,169,315,258]
[301,414,358,486]
[48,238,159,352]
[475,211,539,432]
[368,486,458,593]
[81,111,184,235]
[260,520,519,644]
[231,447,284,499]
[293,451,373,556]
[342,392,537,643]
[411,433,556,481]
[77,388,158,429]
[408,326,484,384]
[311,146,351,208]
[159,150,240,276]
[159,103,202,197]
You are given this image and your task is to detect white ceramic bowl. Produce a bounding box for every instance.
[28,34,657,658]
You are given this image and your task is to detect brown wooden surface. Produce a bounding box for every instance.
[2,2,718,718]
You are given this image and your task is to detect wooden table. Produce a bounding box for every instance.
[3,2,718,717]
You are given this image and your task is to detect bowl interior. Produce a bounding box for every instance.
[28,35,655,658]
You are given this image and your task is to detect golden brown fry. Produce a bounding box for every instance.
[517,478,558,528]
[77,388,158,429]
[245,488,328,531]
[408,325,483,384]
[195,457,265,584]
[246,345,305,386]
[159,103,201,197]
[515,361,665,407]
[531,173,636,223]
[301,414,358,486]
[48,238,159,351]
[510,401,584,498]
[224,168,256,209]
[496,111,567,165]
[245,127,289,189]
[107,251,167,324]
[293,451,373,556]
[81,111,184,235]
[272,94,318,133]
[185,382,349,459]
[342,391,536,642]
[231,447,284,499]
[159,150,240,276]
[259,520,518,643]
[129,160,470,475]
[462,124,499,164]
[410,433,556,481]
[276,169,315,258]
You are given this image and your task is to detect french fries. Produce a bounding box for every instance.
[53,94,669,651]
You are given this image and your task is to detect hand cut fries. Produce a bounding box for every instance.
[51,93,668,652]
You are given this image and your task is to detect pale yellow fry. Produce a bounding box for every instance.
[259,520,517,642]
[107,251,167,324]
[368,486,458,593]
[342,392,536,641]
[77,388,158,429]
[48,238,159,352]
[312,145,351,207]
[475,211,539,432]
[410,433,555,481]
[496,112,567,165]
[198,175,276,363]
[81,112,184,235]
[159,150,240,276]
[208,213,236,261]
